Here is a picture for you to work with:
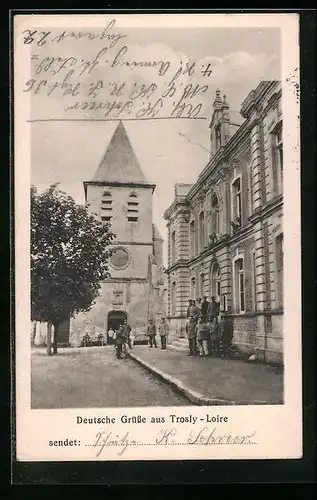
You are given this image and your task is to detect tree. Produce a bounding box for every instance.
[31,184,115,355]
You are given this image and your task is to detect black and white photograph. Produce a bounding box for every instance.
[14,13,301,461]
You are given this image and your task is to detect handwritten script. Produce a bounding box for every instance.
[90,427,258,457]
[21,19,215,121]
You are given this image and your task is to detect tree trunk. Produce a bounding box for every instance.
[31,321,37,347]
[46,322,52,356]
[53,323,59,355]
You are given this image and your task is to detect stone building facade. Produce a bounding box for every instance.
[164,81,283,364]
[33,121,167,347]
[69,121,167,345]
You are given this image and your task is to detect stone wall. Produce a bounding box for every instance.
[70,280,153,346]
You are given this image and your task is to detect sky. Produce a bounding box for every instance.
[30,24,281,265]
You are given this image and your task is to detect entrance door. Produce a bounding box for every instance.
[58,318,70,346]
[107,311,127,344]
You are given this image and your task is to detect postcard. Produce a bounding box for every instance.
[14,12,301,462]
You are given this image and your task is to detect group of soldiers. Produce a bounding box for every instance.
[81,298,234,360]
[109,317,170,359]
[186,296,234,358]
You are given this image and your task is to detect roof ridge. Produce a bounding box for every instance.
[92,121,149,184]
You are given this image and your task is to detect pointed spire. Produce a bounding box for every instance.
[92,121,148,184]
[222,94,230,124]
[213,89,223,110]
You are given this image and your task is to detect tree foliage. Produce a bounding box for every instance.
[31,184,115,346]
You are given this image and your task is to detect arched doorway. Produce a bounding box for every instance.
[107,310,127,344]
[209,261,221,302]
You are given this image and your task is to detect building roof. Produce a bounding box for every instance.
[92,121,149,184]
[175,183,193,198]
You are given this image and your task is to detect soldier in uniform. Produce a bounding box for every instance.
[197,316,210,357]
[147,319,158,348]
[201,296,209,321]
[115,325,127,359]
[207,296,220,322]
[186,316,197,356]
[122,319,132,349]
[158,317,169,350]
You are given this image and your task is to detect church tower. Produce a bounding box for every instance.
[70,121,162,344]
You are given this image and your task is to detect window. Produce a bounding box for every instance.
[234,258,245,313]
[101,191,113,222]
[231,177,242,230]
[210,263,221,301]
[171,231,176,264]
[248,164,253,215]
[272,122,283,195]
[190,277,196,300]
[211,195,220,235]
[127,192,139,222]
[190,220,195,258]
[252,252,257,311]
[171,281,176,316]
[110,247,130,270]
[199,212,205,250]
[199,272,204,298]
[276,233,284,309]
[215,124,222,149]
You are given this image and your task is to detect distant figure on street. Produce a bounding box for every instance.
[112,329,117,348]
[108,328,114,345]
[158,317,169,350]
[147,319,157,348]
[207,296,220,323]
[186,315,197,356]
[130,330,136,349]
[116,324,128,359]
[82,333,91,347]
[197,316,210,357]
[201,296,209,321]
[186,299,200,323]
[209,316,220,352]
[122,319,132,349]
[186,299,193,318]
[196,297,202,313]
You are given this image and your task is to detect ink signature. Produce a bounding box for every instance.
[90,427,257,457]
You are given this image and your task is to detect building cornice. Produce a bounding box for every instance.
[166,84,280,213]
[261,89,282,117]
[170,225,254,268]
[84,180,156,196]
[112,241,153,247]
[102,277,150,283]
[165,260,189,274]
[186,121,251,204]
[226,309,283,318]
[226,225,254,246]
[240,81,278,119]
[164,198,189,220]
[249,195,283,224]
